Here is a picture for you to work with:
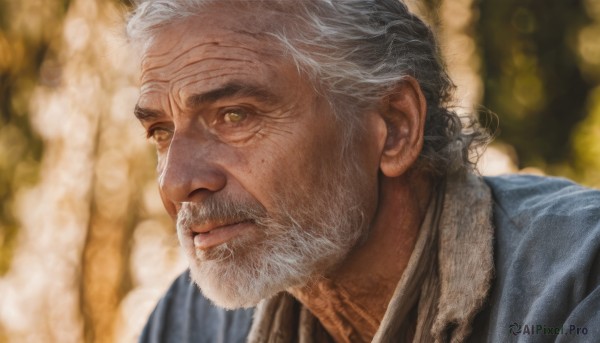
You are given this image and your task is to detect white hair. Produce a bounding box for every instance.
[127,0,489,175]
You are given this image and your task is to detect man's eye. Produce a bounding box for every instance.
[211,107,261,143]
[222,109,248,124]
[148,128,172,144]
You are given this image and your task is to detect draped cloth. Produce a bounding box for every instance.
[247,173,494,343]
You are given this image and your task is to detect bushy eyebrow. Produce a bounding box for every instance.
[134,105,164,121]
[185,81,281,108]
[134,81,280,121]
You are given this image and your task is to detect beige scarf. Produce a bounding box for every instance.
[247,173,494,343]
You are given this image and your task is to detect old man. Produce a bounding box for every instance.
[127,0,600,342]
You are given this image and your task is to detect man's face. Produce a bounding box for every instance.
[135,12,381,308]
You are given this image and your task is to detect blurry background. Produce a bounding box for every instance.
[0,0,599,342]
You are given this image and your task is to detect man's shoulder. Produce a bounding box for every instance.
[483,173,600,280]
[471,174,600,341]
[484,173,600,241]
[138,270,254,343]
[485,173,600,218]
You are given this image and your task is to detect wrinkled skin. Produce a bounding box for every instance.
[136,12,383,308]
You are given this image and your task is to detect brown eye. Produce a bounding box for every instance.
[149,128,172,144]
[211,107,260,143]
[223,109,247,124]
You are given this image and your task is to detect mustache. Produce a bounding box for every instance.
[176,195,268,230]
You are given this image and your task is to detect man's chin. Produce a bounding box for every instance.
[181,212,366,309]
[185,241,319,309]
[188,260,278,309]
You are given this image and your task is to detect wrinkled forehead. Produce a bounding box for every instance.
[135,4,322,115]
[141,26,277,75]
[138,13,295,100]
[139,3,290,62]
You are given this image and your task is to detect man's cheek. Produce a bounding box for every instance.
[159,187,179,219]
[155,155,178,218]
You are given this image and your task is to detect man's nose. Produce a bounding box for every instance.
[158,136,226,205]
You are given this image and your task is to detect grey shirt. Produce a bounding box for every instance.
[139,175,600,342]
[469,175,600,342]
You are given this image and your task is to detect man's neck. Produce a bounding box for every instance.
[289,171,434,343]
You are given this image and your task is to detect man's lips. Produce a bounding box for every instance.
[191,220,253,250]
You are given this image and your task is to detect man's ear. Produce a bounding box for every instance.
[378,77,427,177]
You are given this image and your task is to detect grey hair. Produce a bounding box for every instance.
[127,0,489,176]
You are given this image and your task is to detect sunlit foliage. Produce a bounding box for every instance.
[1,0,184,342]
[478,0,600,184]
[0,0,70,276]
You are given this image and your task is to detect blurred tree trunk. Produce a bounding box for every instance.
[71,1,142,342]
[407,0,482,115]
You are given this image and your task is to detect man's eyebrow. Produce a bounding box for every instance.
[134,105,164,121]
[186,81,281,108]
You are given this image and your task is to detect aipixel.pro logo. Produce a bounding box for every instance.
[508,322,588,336]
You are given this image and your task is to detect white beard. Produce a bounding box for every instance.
[176,150,372,309]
